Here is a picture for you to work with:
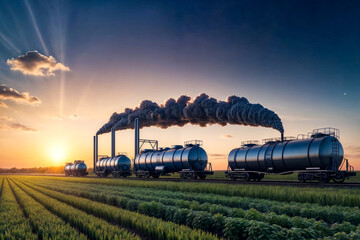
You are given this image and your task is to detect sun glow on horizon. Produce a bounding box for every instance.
[49,145,66,165]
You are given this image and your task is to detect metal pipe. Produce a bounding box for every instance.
[111,127,115,158]
[281,132,284,142]
[93,136,96,173]
[134,118,139,156]
[95,134,98,173]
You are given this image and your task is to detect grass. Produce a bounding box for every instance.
[29,175,360,207]
[86,170,360,182]
[20,177,360,238]
[0,178,37,240]
[2,175,360,240]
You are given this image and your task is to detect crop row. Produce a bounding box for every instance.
[29,177,360,225]
[8,179,88,240]
[12,178,218,240]
[29,176,360,207]
[10,179,140,240]
[0,178,36,240]
[16,179,299,240]
[0,177,3,197]
[18,178,359,239]
[27,178,356,233]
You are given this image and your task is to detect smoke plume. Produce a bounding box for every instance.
[97,93,284,135]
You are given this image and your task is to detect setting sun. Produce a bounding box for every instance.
[49,146,66,164]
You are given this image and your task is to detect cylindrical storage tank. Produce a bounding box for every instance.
[113,155,131,171]
[105,158,112,171]
[75,162,87,173]
[134,145,208,173]
[70,164,76,173]
[95,160,101,171]
[64,165,71,173]
[100,158,107,170]
[110,157,116,171]
[228,136,344,173]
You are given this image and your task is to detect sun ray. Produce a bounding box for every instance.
[24,0,49,55]
[0,31,20,53]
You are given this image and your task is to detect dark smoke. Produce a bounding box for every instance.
[97,93,284,135]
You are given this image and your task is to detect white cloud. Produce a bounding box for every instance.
[7,51,70,77]
[0,84,41,105]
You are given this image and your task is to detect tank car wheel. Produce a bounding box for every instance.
[152,174,160,178]
[198,174,206,180]
[191,174,198,180]
[332,172,345,183]
[239,173,250,182]
[230,176,236,181]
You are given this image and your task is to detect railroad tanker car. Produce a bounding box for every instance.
[134,140,214,179]
[95,154,132,177]
[226,128,356,183]
[64,160,88,176]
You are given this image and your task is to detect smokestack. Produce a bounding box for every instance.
[111,127,115,157]
[281,132,284,142]
[95,134,98,172]
[93,136,96,173]
[134,118,139,156]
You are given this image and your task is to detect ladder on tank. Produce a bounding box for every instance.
[265,143,276,172]
[332,139,339,172]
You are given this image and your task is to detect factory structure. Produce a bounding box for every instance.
[66,118,356,183]
[92,118,213,179]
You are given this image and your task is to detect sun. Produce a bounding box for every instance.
[49,145,66,164]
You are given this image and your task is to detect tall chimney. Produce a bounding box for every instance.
[93,136,96,173]
[281,132,284,142]
[111,127,115,157]
[95,134,98,172]
[134,118,139,156]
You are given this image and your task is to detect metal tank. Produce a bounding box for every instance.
[135,145,207,172]
[134,140,213,179]
[64,164,71,175]
[75,162,87,173]
[228,134,343,173]
[64,160,88,176]
[95,154,132,177]
[226,128,356,182]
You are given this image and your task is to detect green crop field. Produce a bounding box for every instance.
[1,175,360,240]
[86,170,360,182]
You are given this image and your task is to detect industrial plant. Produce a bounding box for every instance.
[66,94,356,184]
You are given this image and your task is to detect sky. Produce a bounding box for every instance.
[0,0,359,170]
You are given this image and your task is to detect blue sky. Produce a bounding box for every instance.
[0,0,359,168]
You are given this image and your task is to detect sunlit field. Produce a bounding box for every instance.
[1,175,360,240]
